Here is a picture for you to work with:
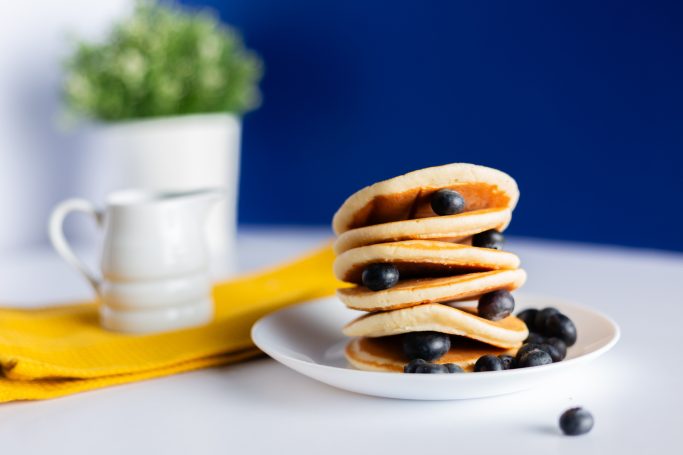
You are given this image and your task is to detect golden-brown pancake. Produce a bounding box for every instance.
[343,304,528,349]
[332,163,519,235]
[334,239,520,283]
[333,207,511,254]
[337,268,526,312]
[345,336,518,372]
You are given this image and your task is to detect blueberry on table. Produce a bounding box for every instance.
[430,189,466,216]
[413,363,449,374]
[444,363,464,373]
[361,263,399,291]
[544,337,567,361]
[534,307,560,333]
[404,358,427,373]
[473,354,504,372]
[472,229,505,250]
[559,407,594,436]
[478,290,515,321]
[525,332,546,345]
[517,349,553,368]
[517,308,539,332]
[544,313,577,346]
[498,354,517,370]
[402,331,451,361]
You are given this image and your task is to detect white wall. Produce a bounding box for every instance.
[0,0,131,251]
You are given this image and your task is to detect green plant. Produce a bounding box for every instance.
[63,0,263,121]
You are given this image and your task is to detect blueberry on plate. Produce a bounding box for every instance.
[473,354,504,372]
[478,290,515,321]
[413,363,449,374]
[534,307,560,333]
[361,263,399,291]
[544,337,567,361]
[515,342,547,361]
[498,354,517,370]
[402,331,451,361]
[430,189,466,216]
[540,343,564,363]
[517,308,539,332]
[559,407,594,436]
[472,229,505,250]
[544,313,577,346]
[403,358,427,373]
[444,363,464,373]
[516,343,541,360]
[517,349,553,368]
[525,332,546,345]
[515,342,558,363]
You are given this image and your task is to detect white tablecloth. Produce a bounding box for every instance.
[0,228,680,454]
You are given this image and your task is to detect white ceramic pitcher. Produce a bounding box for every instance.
[49,188,225,333]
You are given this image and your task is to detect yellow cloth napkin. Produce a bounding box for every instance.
[0,245,340,403]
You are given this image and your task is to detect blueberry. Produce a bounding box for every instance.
[444,363,464,373]
[545,313,577,346]
[472,229,505,250]
[517,308,539,331]
[361,263,399,291]
[534,307,560,334]
[473,354,504,372]
[544,337,568,361]
[430,189,466,216]
[517,349,553,368]
[478,290,515,321]
[559,407,594,436]
[535,343,559,359]
[515,343,548,362]
[540,343,563,363]
[413,363,449,374]
[498,355,517,370]
[403,358,427,373]
[402,332,451,361]
[525,332,546,345]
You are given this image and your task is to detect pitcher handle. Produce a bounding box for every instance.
[49,198,104,294]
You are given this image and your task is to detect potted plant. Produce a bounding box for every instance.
[63,0,262,276]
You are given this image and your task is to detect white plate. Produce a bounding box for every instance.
[251,294,620,400]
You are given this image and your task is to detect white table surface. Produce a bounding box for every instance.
[0,227,681,454]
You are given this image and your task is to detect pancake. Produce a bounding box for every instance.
[334,240,520,283]
[337,268,527,312]
[345,336,518,372]
[342,304,528,349]
[333,207,511,254]
[332,163,519,235]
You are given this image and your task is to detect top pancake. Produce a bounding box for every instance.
[332,163,519,235]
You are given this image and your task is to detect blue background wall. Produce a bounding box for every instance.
[181,0,683,251]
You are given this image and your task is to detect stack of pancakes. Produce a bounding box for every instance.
[332,163,529,372]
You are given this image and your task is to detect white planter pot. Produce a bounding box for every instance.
[76,113,241,277]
